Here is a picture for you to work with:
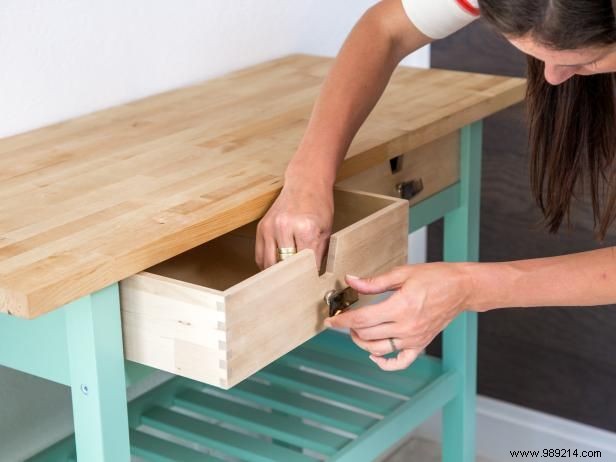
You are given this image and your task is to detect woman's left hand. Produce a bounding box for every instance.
[323,262,475,371]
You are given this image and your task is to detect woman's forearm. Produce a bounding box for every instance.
[285,0,430,188]
[464,246,616,311]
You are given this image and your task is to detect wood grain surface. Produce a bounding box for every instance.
[0,54,525,319]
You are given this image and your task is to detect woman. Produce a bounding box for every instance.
[256,0,616,371]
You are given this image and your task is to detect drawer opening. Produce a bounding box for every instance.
[144,190,397,291]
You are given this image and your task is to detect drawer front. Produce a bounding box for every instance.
[337,132,460,206]
[120,189,408,389]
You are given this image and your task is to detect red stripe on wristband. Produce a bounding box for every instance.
[456,0,480,16]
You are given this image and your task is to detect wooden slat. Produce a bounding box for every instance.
[256,364,403,415]
[304,330,443,381]
[174,389,350,455]
[218,379,377,435]
[129,429,223,462]
[331,372,460,462]
[0,54,525,318]
[141,406,316,462]
[280,348,428,397]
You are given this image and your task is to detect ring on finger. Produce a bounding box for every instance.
[388,337,398,354]
[276,246,297,262]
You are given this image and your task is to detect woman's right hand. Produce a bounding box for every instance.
[255,176,334,270]
[253,0,430,268]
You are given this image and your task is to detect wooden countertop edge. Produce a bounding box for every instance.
[4,185,280,319]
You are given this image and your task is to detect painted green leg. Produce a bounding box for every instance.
[442,122,482,462]
[65,284,131,462]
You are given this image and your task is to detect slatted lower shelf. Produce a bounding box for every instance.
[27,330,459,462]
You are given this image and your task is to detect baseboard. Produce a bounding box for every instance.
[414,395,616,461]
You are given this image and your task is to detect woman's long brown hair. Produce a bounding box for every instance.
[478,0,616,240]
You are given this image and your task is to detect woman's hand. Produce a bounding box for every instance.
[253,0,433,270]
[255,176,334,269]
[323,262,475,371]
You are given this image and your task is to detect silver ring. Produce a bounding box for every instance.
[388,338,397,354]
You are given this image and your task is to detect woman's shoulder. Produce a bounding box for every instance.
[401,0,480,39]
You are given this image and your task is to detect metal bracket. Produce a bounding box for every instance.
[396,178,424,200]
[324,287,359,317]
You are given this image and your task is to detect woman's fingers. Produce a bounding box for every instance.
[352,320,405,341]
[255,223,266,269]
[345,266,409,295]
[292,216,325,263]
[333,261,474,373]
[325,304,398,330]
[350,329,401,356]
[258,212,301,269]
[369,348,421,371]
[262,236,278,269]
[274,215,325,268]
[352,326,424,370]
[255,220,275,269]
[258,214,279,269]
[258,217,325,269]
[255,181,334,270]
[274,219,297,257]
[325,292,405,329]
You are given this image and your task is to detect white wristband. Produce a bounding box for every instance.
[401,0,480,40]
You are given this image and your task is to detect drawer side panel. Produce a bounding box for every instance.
[120,273,227,385]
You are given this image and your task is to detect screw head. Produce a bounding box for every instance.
[80,384,89,395]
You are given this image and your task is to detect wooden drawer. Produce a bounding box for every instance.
[337,132,460,206]
[119,189,408,389]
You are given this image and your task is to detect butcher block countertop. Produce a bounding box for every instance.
[0,54,525,319]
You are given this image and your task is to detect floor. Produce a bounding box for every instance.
[383,436,495,462]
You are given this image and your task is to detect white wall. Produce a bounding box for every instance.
[0,0,429,138]
[0,1,428,460]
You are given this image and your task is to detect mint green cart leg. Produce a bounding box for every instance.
[65,284,131,462]
[442,121,482,462]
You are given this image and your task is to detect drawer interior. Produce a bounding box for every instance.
[145,189,396,291]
